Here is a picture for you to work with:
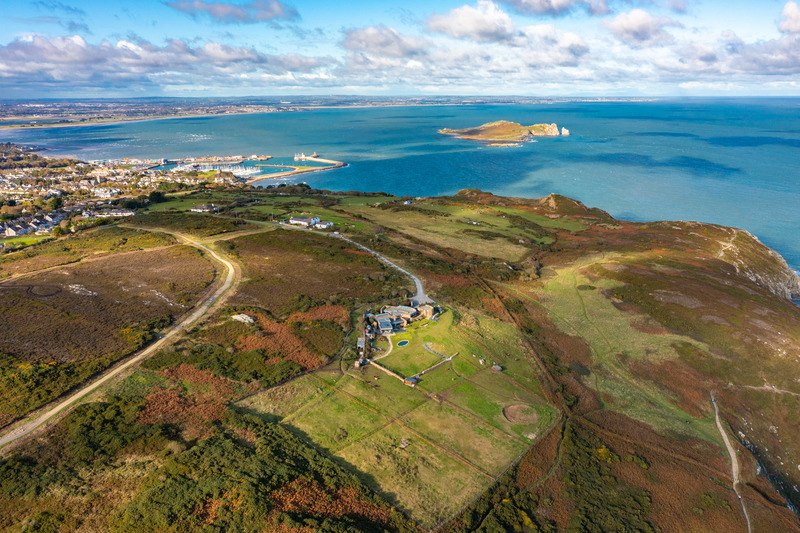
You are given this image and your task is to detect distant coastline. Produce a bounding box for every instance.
[0,97,657,132]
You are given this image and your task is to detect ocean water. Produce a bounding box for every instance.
[2,98,799,269]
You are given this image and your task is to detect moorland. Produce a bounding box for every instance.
[0,183,799,532]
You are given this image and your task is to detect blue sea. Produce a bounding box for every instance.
[2,98,799,270]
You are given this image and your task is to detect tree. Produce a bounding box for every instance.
[48,196,63,210]
[148,190,167,203]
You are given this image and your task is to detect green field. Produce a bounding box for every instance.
[0,235,51,246]
[238,306,555,527]
[512,256,722,445]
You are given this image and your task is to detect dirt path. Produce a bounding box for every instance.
[372,335,393,361]
[737,383,800,398]
[717,229,739,259]
[0,230,238,450]
[711,391,752,533]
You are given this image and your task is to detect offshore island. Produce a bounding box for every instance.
[439,120,570,146]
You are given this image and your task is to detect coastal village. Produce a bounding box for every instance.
[0,143,345,246]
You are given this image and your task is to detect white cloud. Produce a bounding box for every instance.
[519,25,589,66]
[0,34,328,90]
[606,9,682,47]
[427,1,516,43]
[341,25,429,58]
[779,1,800,33]
[500,0,608,16]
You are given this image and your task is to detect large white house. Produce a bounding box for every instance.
[288,216,320,227]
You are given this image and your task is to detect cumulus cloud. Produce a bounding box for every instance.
[165,0,299,24]
[500,0,608,16]
[0,34,328,91]
[724,33,800,75]
[520,25,589,66]
[606,9,682,47]
[780,1,800,33]
[427,1,516,43]
[341,25,429,57]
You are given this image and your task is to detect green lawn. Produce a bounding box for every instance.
[147,197,206,212]
[403,401,528,475]
[239,304,560,527]
[336,195,394,206]
[0,235,51,246]
[511,256,722,445]
[282,386,387,452]
[341,206,533,261]
[337,365,427,417]
[335,420,490,528]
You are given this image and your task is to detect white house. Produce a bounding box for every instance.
[288,216,320,227]
[190,204,218,213]
[92,187,121,198]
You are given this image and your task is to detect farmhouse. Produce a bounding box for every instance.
[288,216,320,227]
[368,302,438,336]
[314,220,334,229]
[191,204,218,213]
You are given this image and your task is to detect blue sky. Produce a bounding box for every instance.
[2,0,799,97]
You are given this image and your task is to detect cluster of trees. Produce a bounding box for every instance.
[0,392,415,532]
[117,190,169,210]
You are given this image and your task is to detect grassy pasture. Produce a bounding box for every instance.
[241,305,558,527]
[335,421,489,528]
[281,387,387,452]
[342,205,532,261]
[337,365,428,417]
[403,401,527,475]
[519,255,723,445]
[0,235,50,246]
[236,374,323,419]
[442,374,552,440]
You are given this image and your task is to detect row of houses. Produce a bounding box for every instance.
[1,212,66,236]
[81,209,136,218]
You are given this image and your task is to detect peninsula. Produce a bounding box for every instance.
[439,120,569,145]
[1,155,800,532]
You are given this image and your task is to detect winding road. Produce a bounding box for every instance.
[0,231,236,450]
[335,234,433,306]
[711,390,752,533]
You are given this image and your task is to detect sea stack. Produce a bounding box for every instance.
[561,127,570,136]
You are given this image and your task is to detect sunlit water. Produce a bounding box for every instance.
[3,98,798,269]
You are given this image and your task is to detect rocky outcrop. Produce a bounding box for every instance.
[561,127,570,136]
[721,229,800,300]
